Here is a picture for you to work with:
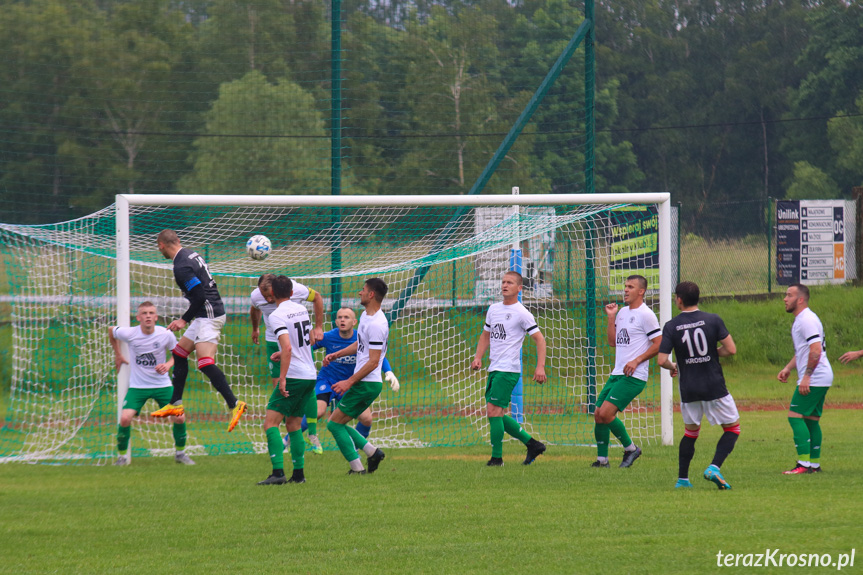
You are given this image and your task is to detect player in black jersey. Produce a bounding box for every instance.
[150,229,247,432]
[657,281,739,490]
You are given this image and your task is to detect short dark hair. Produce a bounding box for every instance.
[157,229,179,245]
[504,270,524,286]
[257,273,276,288]
[271,275,293,299]
[790,283,810,302]
[674,281,700,307]
[627,274,647,290]
[365,277,388,302]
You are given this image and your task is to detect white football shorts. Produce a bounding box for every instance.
[681,394,739,426]
[182,315,226,345]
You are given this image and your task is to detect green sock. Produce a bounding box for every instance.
[346,425,368,451]
[289,429,304,470]
[788,417,810,460]
[117,425,131,453]
[805,419,822,465]
[305,395,318,436]
[265,427,284,471]
[595,422,610,458]
[489,416,504,458]
[608,417,633,449]
[502,415,532,444]
[172,422,187,449]
[327,420,359,462]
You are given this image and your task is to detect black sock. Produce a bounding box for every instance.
[272,468,286,478]
[679,435,696,479]
[170,353,189,405]
[291,469,305,481]
[711,431,739,468]
[200,363,237,409]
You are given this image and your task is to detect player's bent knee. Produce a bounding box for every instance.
[197,357,215,371]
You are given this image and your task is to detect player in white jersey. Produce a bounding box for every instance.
[108,301,194,465]
[323,278,389,475]
[777,284,832,475]
[471,271,547,467]
[249,273,325,453]
[257,276,318,485]
[592,275,661,469]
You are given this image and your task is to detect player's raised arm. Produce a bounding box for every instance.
[605,303,618,347]
[310,290,324,345]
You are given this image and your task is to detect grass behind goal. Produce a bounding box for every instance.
[0,410,860,574]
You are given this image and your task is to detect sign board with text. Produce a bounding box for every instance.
[776,200,845,285]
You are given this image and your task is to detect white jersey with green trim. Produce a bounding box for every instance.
[483,301,540,373]
[791,307,832,387]
[112,326,177,389]
[268,300,317,380]
[250,281,312,343]
[355,309,389,383]
[611,302,661,381]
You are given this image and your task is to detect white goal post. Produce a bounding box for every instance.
[116,192,674,448]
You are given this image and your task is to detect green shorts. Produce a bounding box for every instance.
[122,386,173,415]
[266,341,280,379]
[485,371,521,409]
[338,380,383,418]
[790,386,829,417]
[597,374,646,411]
[266,378,316,418]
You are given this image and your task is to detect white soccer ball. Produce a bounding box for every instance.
[246,234,271,260]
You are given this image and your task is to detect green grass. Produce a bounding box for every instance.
[1,410,860,574]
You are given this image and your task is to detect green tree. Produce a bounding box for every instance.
[786,161,841,200]
[178,70,337,195]
[0,0,103,223]
[827,93,863,187]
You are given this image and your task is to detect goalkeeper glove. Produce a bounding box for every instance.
[384,370,400,392]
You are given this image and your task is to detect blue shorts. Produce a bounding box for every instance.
[315,378,343,406]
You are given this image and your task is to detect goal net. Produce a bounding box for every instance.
[0,193,671,464]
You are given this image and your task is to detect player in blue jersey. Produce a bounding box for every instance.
[151,229,246,432]
[308,307,399,440]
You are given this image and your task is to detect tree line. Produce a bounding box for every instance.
[0,0,861,233]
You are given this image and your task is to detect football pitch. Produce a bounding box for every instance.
[1,410,860,574]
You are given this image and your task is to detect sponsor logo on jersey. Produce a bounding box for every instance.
[616,328,630,346]
[490,323,507,340]
[136,353,157,367]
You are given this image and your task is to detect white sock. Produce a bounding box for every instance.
[810,462,820,468]
[798,460,811,467]
[598,456,609,464]
[362,443,377,457]
[624,444,637,452]
[349,458,365,472]
[175,450,185,455]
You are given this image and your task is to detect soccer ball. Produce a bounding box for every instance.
[246,235,271,260]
